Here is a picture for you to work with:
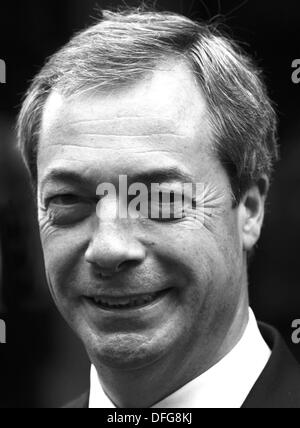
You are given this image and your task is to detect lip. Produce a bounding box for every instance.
[84,288,172,313]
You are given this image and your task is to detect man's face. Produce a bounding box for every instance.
[37,61,247,371]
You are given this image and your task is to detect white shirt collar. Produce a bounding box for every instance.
[89,308,271,408]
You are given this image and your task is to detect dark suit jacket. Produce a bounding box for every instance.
[64,323,300,408]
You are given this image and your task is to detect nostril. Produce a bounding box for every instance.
[92,260,140,278]
[116,259,140,273]
[100,270,114,278]
[91,267,115,279]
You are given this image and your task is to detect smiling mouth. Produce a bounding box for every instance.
[87,289,171,311]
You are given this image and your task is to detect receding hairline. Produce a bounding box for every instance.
[47,53,199,101]
[39,56,211,143]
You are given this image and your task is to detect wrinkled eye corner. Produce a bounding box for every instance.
[46,194,83,207]
[147,193,198,223]
[42,194,94,227]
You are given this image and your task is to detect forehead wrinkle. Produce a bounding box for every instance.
[41,116,190,145]
[40,131,190,151]
[39,145,185,158]
[52,118,183,138]
[70,133,186,138]
[63,115,175,126]
[42,135,187,147]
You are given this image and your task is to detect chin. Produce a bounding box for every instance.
[86,331,170,371]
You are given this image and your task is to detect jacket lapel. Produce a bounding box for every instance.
[242,323,300,408]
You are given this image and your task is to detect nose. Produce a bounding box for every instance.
[85,219,146,278]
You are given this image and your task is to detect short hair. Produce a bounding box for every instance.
[17,7,279,203]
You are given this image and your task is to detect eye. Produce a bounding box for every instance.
[149,191,188,222]
[45,194,93,226]
[48,194,84,206]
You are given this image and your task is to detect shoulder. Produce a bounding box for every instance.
[62,392,89,409]
[243,322,300,408]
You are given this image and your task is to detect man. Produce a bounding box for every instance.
[17,8,300,408]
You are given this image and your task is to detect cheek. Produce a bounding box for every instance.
[153,218,242,307]
[171,232,242,343]
[155,226,229,284]
[40,223,90,297]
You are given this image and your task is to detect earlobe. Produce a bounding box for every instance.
[240,177,269,252]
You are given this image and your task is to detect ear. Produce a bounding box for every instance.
[238,176,269,252]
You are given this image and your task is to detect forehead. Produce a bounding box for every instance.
[38,60,214,184]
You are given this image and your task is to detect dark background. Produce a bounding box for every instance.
[0,0,299,408]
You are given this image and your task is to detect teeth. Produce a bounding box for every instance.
[92,292,159,309]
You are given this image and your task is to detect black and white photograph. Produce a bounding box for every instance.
[0,0,300,411]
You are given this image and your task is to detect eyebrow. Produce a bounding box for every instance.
[40,166,194,194]
[40,170,92,194]
[130,168,194,186]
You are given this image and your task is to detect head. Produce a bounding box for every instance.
[17,9,278,374]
